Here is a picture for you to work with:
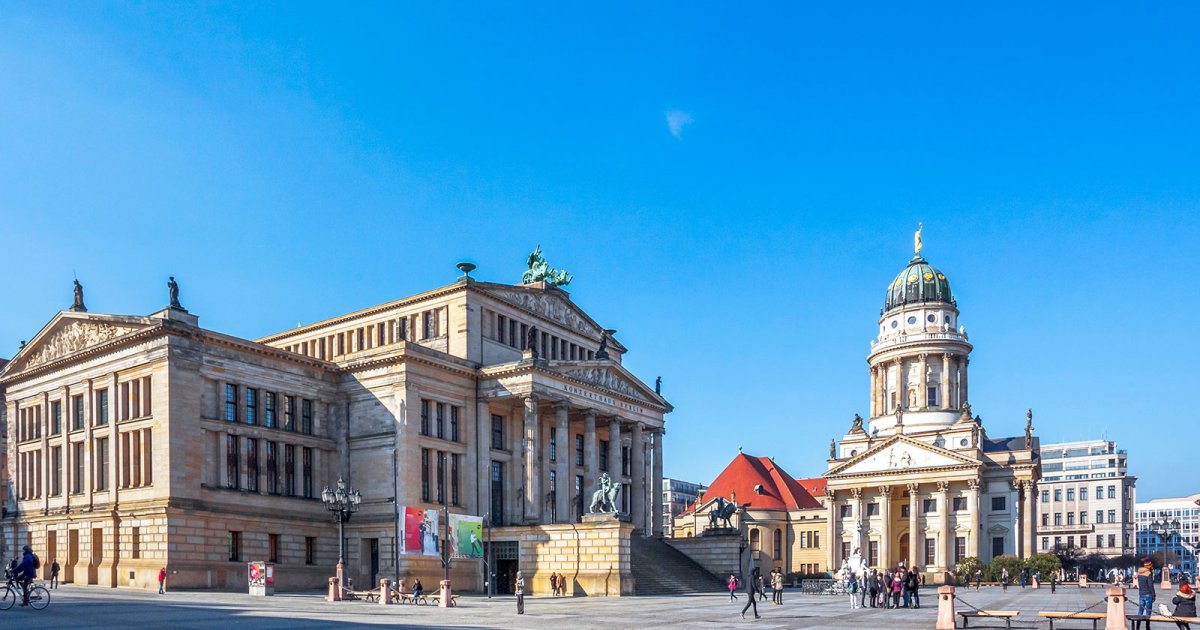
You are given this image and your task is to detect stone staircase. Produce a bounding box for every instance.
[630,536,725,595]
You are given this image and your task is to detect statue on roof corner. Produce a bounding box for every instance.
[522,245,573,287]
[1025,408,1034,449]
[850,413,863,433]
[70,279,87,312]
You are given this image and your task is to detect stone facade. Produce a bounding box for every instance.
[0,273,669,593]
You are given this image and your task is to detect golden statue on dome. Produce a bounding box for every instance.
[914,222,923,256]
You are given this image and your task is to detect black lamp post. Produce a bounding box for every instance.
[1151,516,1181,584]
[322,478,362,587]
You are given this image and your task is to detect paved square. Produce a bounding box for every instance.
[6,584,1131,629]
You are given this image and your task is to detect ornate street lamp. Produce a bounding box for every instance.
[1150,517,1181,584]
[322,478,362,587]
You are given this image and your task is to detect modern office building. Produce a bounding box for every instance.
[1035,439,1136,557]
[1136,494,1200,578]
[661,477,705,538]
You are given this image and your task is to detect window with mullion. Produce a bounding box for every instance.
[302,447,313,498]
[266,442,278,495]
[421,449,431,502]
[491,414,504,449]
[421,400,430,436]
[436,403,445,440]
[301,399,313,434]
[283,396,295,431]
[284,445,295,496]
[225,385,238,422]
[245,388,257,425]
[246,438,259,492]
[226,435,239,489]
[450,406,459,442]
[264,393,276,429]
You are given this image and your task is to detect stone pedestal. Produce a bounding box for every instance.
[1032,576,1039,589]
[1080,575,1088,588]
[326,577,340,601]
[1161,570,1172,591]
[582,512,619,524]
[508,520,634,596]
[379,578,392,605]
[700,526,738,537]
[398,578,407,594]
[439,579,452,607]
[935,585,956,630]
[1105,587,1127,630]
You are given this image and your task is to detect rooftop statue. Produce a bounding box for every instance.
[70,279,87,312]
[168,276,186,311]
[914,222,923,256]
[850,413,863,433]
[522,245,573,287]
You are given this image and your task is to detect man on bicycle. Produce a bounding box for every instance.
[13,546,37,606]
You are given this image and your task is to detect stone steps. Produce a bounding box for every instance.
[630,536,725,595]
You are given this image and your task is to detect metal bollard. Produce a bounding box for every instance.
[1105,586,1126,630]
[935,585,956,630]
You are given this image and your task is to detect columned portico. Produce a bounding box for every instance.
[523,394,541,523]
[827,489,840,570]
[630,422,646,532]
[651,430,664,536]
[554,401,570,524]
[907,483,919,568]
[878,485,892,568]
[936,481,950,573]
[583,409,598,501]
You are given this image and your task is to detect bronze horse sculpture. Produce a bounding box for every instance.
[708,497,738,529]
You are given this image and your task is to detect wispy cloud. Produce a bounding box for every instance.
[665,110,694,139]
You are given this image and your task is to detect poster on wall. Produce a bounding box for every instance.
[403,507,441,556]
[449,514,484,559]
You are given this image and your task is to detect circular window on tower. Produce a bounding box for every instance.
[907,316,917,325]
[926,314,936,323]
[960,438,969,447]
[850,449,858,457]
[891,320,898,329]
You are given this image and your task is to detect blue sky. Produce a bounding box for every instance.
[2,3,1198,499]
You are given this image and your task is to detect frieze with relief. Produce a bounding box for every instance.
[24,321,139,368]
[490,289,598,337]
[561,367,647,402]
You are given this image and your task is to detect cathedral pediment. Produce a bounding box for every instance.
[3,312,152,376]
[551,363,664,406]
[827,435,980,477]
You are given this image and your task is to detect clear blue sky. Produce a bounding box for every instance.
[2,3,1198,499]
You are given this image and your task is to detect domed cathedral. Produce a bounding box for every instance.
[823,226,1040,583]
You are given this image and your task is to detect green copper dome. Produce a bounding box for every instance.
[884,256,954,311]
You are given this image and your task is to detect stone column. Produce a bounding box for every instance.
[919,354,928,410]
[476,401,491,519]
[896,359,906,411]
[1010,481,1020,558]
[554,402,570,523]
[652,430,664,536]
[937,481,950,573]
[941,354,952,410]
[850,488,864,553]
[908,483,920,568]
[1023,481,1035,559]
[582,409,598,499]
[879,485,892,569]
[630,422,646,533]
[827,490,840,571]
[960,357,969,405]
[523,395,540,523]
[607,419,622,511]
[869,367,878,417]
[509,409,522,525]
[966,479,980,560]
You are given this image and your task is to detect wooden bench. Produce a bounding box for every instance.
[958,610,1020,629]
[1038,611,1104,629]
[398,592,430,605]
[1127,614,1200,628]
[362,588,383,603]
[429,594,459,607]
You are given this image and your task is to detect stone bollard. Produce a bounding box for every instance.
[379,578,392,605]
[439,579,452,608]
[327,577,341,602]
[398,578,407,597]
[1032,577,1039,589]
[1080,575,1088,589]
[1105,586,1126,630]
[935,585,956,630]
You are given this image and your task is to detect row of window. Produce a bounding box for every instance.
[420,448,460,507]
[1041,534,1122,550]
[1041,485,1119,503]
[840,537,970,568]
[282,309,444,359]
[1042,509,1119,526]
[224,385,314,434]
[227,531,317,565]
[489,415,628,475]
[17,428,152,500]
[18,377,152,443]
[492,311,597,361]
[839,496,977,518]
[420,400,461,442]
[224,435,313,498]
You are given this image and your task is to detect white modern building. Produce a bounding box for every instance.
[1036,439,1136,557]
[662,477,705,537]
[1136,494,1200,578]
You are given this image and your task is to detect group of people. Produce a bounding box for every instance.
[1135,560,1196,630]
[726,567,787,619]
[547,572,568,596]
[850,565,922,609]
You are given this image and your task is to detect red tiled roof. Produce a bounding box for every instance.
[687,453,822,513]
[797,477,827,498]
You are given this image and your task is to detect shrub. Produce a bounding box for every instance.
[986,555,1025,582]
[955,557,984,584]
[1025,553,1061,579]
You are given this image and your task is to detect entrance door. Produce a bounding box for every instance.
[369,539,379,587]
[66,530,79,583]
[45,531,57,580]
[486,541,519,595]
[898,533,909,568]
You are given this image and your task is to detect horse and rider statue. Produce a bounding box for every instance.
[588,472,621,514]
[707,496,739,530]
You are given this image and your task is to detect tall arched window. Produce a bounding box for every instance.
[750,528,761,551]
[773,529,783,561]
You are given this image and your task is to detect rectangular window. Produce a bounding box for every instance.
[923,499,937,513]
[491,414,504,449]
[901,505,910,518]
[1079,535,1087,549]
[305,537,316,565]
[283,396,295,431]
[72,442,84,493]
[953,497,966,512]
[575,434,584,467]
[1041,490,1049,503]
[1081,512,1088,524]
[549,469,557,520]
[841,541,851,563]
[490,461,505,525]
[1055,513,1062,525]
[228,531,242,562]
[1108,509,1116,523]
[264,393,276,429]
[423,311,434,339]
[1042,537,1049,550]
[72,395,85,431]
[284,445,295,496]
[622,446,630,476]
[245,388,257,425]
[302,447,313,498]
[436,403,445,440]
[132,527,141,559]
[1080,487,1088,501]
[450,406,460,442]
[1067,488,1075,501]
[225,385,238,422]
[50,446,62,496]
[436,451,446,504]
[268,534,279,563]
[1096,510,1104,523]
[840,504,853,518]
[51,401,62,435]
[301,399,313,434]
[867,503,880,517]
[549,427,557,462]
[246,438,259,492]
[1067,536,1075,548]
[1067,512,1075,525]
[991,496,1006,511]
[927,385,938,407]
[599,440,609,471]
[496,315,506,344]
[451,453,460,507]
[96,389,109,426]
[421,449,431,502]
[509,320,517,348]
[1054,489,1062,501]
[955,537,966,564]
[266,442,278,495]
[1108,485,1116,499]
[1042,513,1049,526]
[421,400,430,436]
[1109,534,1116,548]
[95,437,108,490]
[992,536,1005,557]
[226,435,239,489]
[869,540,880,567]
[925,538,936,566]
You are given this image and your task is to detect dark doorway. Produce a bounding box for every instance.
[487,541,519,595]
[369,539,379,587]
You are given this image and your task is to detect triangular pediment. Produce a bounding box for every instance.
[2,312,153,376]
[550,362,666,407]
[477,282,626,350]
[828,435,980,477]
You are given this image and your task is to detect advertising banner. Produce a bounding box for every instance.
[403,507,441,556]
[449,514,484,559]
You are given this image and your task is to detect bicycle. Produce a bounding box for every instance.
[0,573,50,610]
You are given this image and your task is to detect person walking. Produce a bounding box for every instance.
[757,571,768,601]
[1051,572,1057,593]
[50,560,59,589]
[1171,579,1196,630]
[728,573,739,601]
[549,572,557,597]
[158,566,167,594]
[1020,568,1028,589]
[1001,567,1010,592]
[849,571,860,609]
[1137,561,1157,625]
[515,571,525,615]
[974,568,983,591]
[741,568,761,619]
[907,568,921,609]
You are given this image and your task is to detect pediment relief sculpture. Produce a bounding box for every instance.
[561,367,648,402]
[24,320,139,369]
[831,437,978,477]
[490,289,599,338]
